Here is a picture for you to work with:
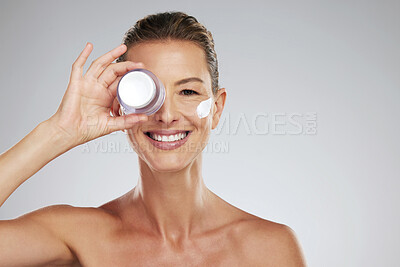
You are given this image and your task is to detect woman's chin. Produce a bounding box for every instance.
[145,157,191,173]
[132,134,204,173]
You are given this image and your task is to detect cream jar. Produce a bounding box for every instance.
[117,69,165,115]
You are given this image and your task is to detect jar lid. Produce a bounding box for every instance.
[118,71,156,108]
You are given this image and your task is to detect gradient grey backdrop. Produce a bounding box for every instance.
[1,1,399,266]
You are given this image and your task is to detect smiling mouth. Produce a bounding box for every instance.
[143,130,192,151]
[144,131,191,142]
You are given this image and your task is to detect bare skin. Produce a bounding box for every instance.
[0,40,306,266]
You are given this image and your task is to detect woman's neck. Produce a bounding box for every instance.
[132,154,214,244]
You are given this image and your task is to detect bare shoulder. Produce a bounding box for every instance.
[232,217,307,266]
[20,204,120,225]
[19,204,121,243]
[209,192,307,265]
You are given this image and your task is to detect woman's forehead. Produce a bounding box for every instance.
[125,40,211,88]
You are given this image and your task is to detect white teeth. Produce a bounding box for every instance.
[148,132,188,142]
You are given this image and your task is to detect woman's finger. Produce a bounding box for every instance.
[98,61,143,89]
[70,42,93,81]
[107,76,122,99]
[84,44,127,79]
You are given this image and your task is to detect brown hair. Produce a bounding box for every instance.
[117,11,219,95]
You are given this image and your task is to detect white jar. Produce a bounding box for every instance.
[117,69,165,115]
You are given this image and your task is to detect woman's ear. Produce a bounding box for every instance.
[211,88,227,130]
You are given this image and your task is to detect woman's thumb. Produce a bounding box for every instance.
[106,113,148,133]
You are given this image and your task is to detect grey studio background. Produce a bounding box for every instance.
[0,0,399,266]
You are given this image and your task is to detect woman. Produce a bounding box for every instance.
[0,12,306,266]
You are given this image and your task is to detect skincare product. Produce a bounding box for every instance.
[117,69,165,115]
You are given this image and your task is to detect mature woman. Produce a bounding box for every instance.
[0,12,306,266]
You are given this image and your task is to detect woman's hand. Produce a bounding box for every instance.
[48,43,147,148]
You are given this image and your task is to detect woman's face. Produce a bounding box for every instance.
[124,40,225,172]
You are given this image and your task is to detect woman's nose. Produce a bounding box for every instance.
[153,93,181,126]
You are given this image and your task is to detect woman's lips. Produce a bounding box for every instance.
[143,130,192,150]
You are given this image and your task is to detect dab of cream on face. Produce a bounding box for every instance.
[196,98,212,119]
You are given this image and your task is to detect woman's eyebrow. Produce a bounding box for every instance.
[174,77,204,86]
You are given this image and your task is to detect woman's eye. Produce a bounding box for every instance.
[180,89,198,96]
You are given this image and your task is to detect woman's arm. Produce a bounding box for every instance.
[0,43,147,207]
[0,42,148,266]
[0,118,72,206]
